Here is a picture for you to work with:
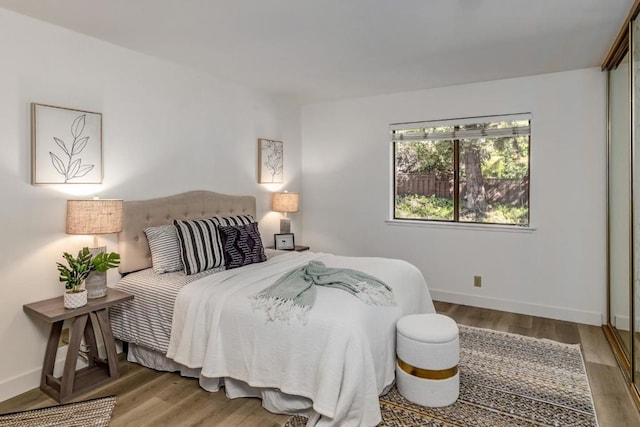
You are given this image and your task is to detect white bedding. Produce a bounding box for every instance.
[165,251,434,426]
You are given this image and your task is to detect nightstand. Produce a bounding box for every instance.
[267,245,310,252]
[23,288,133,403]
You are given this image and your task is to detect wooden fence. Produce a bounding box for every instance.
[396,173,528,205]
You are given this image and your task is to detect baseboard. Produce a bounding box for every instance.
[613,314,640,331]
[0,364,47,403]
[0,342,106,403]
[430,289,603,326]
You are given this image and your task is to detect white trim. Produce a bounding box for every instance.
[392,125,531,141]
[431,289,603,326]
[390,112,532,130]
[0,341,108,402]
[0,346,72,402]
[386,219,536,233]
[613,314,640,332]
[0,367,42,403]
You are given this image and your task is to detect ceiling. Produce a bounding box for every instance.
[0,0,633,104]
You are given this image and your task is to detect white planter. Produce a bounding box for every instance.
[64,289,87,309]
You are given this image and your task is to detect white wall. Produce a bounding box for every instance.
[0,9,301,401]
[301,68,606,326]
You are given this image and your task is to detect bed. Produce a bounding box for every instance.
[109,190,435,426]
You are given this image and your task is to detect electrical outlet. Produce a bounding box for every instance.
[59,328,70,347]
[474,275,482,287]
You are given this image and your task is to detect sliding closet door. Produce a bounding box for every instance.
[633,16,640,388]
[609,49,632,359]
[604,2,640,408]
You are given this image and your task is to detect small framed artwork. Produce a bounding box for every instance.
[274,233,295,250]
[31,103,103,185]
[258,138,283,183]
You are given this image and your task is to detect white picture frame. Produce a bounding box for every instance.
[31,103,103,185]
[258,138,283,183]
[274,233,295,250]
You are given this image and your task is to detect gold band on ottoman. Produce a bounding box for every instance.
[397,357,459,380]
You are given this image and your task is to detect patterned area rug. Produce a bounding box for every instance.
[285,325,598,426]
[0,395,116,427]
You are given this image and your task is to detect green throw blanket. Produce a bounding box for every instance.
[251,260,396,322]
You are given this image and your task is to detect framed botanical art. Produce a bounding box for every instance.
[31,103,103,184]
[258,138,283,183]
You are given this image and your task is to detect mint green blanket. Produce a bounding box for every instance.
[251,260,396,322]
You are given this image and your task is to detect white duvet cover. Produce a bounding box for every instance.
[165,251,434,426]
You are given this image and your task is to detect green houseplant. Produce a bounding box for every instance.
[57,247,120,308]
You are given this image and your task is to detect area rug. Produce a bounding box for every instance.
[0,395,116,427]
[284,325,598,426]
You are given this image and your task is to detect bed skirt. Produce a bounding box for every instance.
[127,343,320,421]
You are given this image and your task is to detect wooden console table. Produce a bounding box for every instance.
[23,288,133,403]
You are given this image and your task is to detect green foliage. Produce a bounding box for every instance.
[484,204,529,225]
[395,141,453,177]
[395,122,529,180]
[93,252,121,272]
[480,135,529,179]
[57,248,92,291]
[395,195,528,225]
[56,247,120,292]
[395,195,454,221]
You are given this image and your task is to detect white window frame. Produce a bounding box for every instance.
[388,113,533,231]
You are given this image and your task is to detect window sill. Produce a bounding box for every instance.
[385,219,536,233]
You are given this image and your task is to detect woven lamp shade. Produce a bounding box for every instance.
[66,199,123,234]
[272,192,299,213]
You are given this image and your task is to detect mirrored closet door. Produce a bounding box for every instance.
[608,48,631,360]
[605,7,640,409]
[634,15,640,390]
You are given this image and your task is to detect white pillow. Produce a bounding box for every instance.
[144,225,183,274]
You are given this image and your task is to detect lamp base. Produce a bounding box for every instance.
[86,246,107,299]
[280,218,291,234]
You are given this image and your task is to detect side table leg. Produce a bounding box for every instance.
[41,322,63,391]
[59,313,88,402]
[83,313,99,368]
[95,308,119,379]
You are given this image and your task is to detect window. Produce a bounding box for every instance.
[392,114,530,226]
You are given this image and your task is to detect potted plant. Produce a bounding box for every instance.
[57,247,120,309]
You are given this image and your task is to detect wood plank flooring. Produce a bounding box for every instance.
[1,302,638,426]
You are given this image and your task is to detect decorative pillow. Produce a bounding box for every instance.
[173,214,255,275]
[144,225,183,273]
[219,222,267,269]
[218,214,255,226]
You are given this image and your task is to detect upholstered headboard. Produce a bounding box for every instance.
[118,190,257,274]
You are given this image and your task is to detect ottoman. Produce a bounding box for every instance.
[396,313,459,407]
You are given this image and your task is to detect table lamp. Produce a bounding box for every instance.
[66,198,123,298]
[272,192,299,233]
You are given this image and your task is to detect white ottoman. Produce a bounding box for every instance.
[396,313,459,407]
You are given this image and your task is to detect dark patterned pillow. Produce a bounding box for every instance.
[218,222,267,269]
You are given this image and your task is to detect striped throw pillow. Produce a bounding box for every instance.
[173,215,255,275]
[219,222,266,269]
[144,225,183,273]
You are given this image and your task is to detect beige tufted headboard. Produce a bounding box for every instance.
[118,190,257,274]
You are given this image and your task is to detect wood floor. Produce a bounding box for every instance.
[1,302,639,426]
